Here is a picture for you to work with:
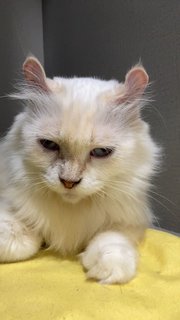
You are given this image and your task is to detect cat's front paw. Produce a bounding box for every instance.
[80,232,138,284]
[0,212,42,262]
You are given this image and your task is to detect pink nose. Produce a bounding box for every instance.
[60,178,81,189]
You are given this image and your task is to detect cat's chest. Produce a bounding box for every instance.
[40,199,106,254]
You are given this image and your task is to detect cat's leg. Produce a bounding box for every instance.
[0,209,42,262]
[80,231,139,284]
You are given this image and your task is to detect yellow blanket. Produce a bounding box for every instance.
[0,229,180,320]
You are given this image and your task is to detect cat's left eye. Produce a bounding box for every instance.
[39,139,60,151]
[90,147,113,158]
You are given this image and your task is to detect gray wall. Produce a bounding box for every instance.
[0,0,44,135]
[43,0,180,233]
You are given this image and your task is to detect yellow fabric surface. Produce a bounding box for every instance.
[0,229,180,320]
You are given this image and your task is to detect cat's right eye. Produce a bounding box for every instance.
[39,139,60,151]
[90,147,113,158]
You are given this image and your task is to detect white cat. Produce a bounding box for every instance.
[0,57,159,284]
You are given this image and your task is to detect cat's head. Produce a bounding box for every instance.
[12,56,154,203]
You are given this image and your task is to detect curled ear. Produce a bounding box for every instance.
[23,56,49,92]
[125,65,149,98]
[114,65,149,105]
[101,65,149,126]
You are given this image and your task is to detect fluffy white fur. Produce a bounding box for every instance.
[0,57,159,284]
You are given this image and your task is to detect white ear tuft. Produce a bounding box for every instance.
[23,56,49,92]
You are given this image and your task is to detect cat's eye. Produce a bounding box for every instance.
[39,139,60,151]
[90,147,113,158]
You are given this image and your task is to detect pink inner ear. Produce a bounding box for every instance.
[125,67,149,96]
[23,58,49,92]
[112,66,149,106]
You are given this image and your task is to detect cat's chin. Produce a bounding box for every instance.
[60,193,84,204]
